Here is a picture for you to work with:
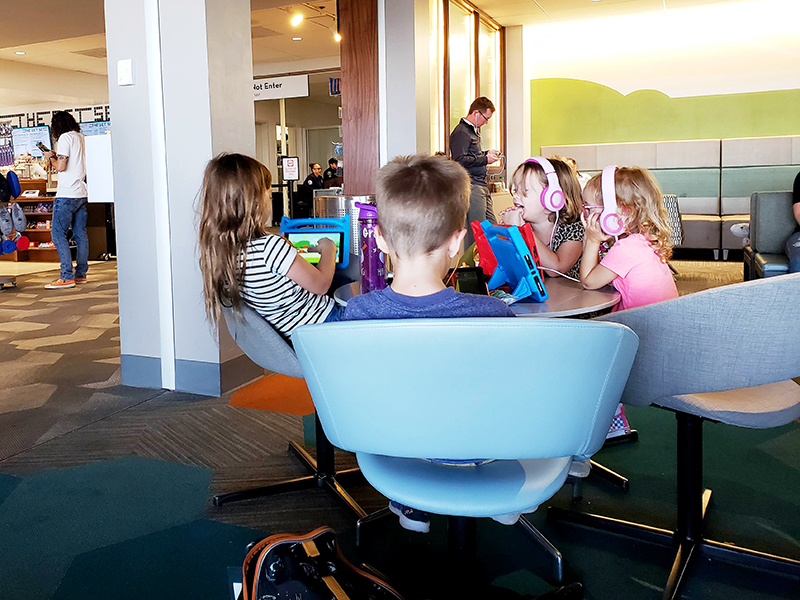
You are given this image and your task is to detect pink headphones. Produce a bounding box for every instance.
[600,165,625,236]
[525,157,565,212]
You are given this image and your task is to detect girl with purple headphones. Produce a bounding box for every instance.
[500,156,585,280]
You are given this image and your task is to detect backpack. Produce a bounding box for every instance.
[242,526,403,600]
[0,173,9,205]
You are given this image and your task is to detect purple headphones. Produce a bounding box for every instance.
[525,157,565,212]
[600,165,625,236]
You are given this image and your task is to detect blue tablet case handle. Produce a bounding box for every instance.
[481,221,548,302]
[280,215,351,269]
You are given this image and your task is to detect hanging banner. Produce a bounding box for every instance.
[253,75,309,101]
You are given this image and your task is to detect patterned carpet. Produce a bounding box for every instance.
[1,260,797,600]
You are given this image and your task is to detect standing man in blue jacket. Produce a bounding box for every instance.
[449,96,501,248]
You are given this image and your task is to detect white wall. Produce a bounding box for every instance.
[521,0,800,99]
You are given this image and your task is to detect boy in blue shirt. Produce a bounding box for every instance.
[344,154,512,321]
[344,154,514,533]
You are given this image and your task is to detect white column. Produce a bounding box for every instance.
[505,25,531,166]
[105,0,260,396]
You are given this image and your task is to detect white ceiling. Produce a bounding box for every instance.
[0,0,760,109]
[471,0,738,26]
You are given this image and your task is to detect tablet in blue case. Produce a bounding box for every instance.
[280,215,350,269]
[480,220,548,303]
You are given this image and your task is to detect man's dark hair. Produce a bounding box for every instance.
[50,111,80,143]
[468,97,495,115]
[328,158,338,166]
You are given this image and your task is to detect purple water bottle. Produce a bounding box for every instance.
[356,202,386,293]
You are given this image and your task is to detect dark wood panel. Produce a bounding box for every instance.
[339,0,379,196]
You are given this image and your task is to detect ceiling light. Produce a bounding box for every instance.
[291,13,303,26]
[293,37,302,41]
[15,51,25,55]
[334,32,341,42]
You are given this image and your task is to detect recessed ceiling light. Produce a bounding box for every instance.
[291,13,303,26]
[293,37,302,41]
[15,51,25,55]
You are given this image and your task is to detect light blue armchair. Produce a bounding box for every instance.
[293,318,638,588]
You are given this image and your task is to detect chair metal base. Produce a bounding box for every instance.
[548,413,800,600]
[213,414,367,520]
[570,429,638,499]
[357,509,567,585]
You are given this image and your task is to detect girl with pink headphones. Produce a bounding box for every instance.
[579,166,678,311]
[500,156,585,280]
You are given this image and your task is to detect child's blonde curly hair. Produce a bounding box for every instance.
[584,166,673,262]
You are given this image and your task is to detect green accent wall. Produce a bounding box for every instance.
[531,79,800,154]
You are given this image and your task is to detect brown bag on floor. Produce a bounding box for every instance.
[242,526,403,600]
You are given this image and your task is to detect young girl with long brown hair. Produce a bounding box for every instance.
[198,153,340,338]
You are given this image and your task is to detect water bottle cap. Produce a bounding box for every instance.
[356,201,378,220]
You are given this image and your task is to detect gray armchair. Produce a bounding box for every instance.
[212,304,366,518]
[550,274,800,600]
[743,191,796,279]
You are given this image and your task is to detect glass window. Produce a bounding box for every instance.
[448,2,474,135]
[478,20,500,151]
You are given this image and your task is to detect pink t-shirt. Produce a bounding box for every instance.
[600,233,678,311]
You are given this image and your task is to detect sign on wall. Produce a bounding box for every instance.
[0,105,110,129]
[281,156,300,181]
[253,75,309,101]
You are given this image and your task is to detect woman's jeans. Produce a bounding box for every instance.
[52,197,89,281]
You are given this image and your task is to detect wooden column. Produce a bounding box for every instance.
[339,0,379,195]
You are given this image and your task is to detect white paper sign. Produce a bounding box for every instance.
[253,75,309,101]
[85,133,115,204]
[282,156,300,181]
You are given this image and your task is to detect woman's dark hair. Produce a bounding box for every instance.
[50,111,80,143]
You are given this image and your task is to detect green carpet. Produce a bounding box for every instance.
[0,473,19,505]
[53,520,262,600]
[0,456,214,600]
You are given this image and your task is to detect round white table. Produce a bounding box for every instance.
[333,277,620,318]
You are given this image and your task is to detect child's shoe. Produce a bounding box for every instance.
[568,457,591,478]
[606,403,631,439]
[388,500,430,533]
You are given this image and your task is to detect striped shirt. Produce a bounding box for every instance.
[240,234,334,337]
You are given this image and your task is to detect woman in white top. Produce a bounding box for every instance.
[42,111,88,289]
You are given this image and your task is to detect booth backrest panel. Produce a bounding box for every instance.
[544,136,800,253]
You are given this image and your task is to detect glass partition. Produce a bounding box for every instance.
[441,1,503,158]
[478,20,500,151]
[448,2,474,135]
